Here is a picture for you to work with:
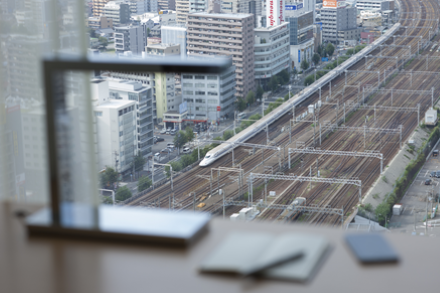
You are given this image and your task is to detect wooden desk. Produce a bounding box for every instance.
[0,202,434,293]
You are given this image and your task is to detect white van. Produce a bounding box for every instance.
[237,112,247,120]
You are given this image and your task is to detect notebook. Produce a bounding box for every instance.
[199,232,330,282]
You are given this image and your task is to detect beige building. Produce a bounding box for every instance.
[88,16,113,29]
[187,12,256,98]
[176,0,190,23]
[93,0,111,17]
[146,43,181,56]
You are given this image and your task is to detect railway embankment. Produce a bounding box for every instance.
[362,106,440,222]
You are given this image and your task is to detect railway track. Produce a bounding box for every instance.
[127,0,440,227]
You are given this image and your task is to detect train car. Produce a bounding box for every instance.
[430,42,437,52]
[199,23,401,167]
[425,107,438,127]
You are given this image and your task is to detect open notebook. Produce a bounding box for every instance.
[199,232,330,282]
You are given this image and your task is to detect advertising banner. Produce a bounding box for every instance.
[179,101,188,114]
[323,0,337,8]
[298,50,301,63]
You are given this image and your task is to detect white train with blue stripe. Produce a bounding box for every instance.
[200,23,401,167]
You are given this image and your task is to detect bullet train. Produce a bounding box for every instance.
[200,23,401,167]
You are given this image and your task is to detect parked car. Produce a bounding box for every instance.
[154,153,161,158]
[182,147,191,154]
[161,148,171,154]
[167,143,175,148]
[430,171,436,177]
[434,150,439,157]
[425,178,432,185]
[155,137,164,142]
[170,129,177,135]
[160,128,166,134]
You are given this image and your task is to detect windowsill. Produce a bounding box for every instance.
[0,201,437,293]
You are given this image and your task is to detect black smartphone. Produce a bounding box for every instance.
[345,233,399,264]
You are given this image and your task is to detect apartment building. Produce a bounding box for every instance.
[158,0,175,11]
[254,23,290,84]
[103,1,130,26]
[161,24,187,57]
[176,0,189,23]
[126,0,158,14]
[181,65,236,122]
[114,25,146,55]
[187,12,256,98]
[93,0,111,17]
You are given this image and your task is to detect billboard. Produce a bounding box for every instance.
[298,50,301,63]
[323,0,337,8]
[285,3,303,10]
[323,0,346,8]
[179,101,188,114]
[267,0,284,27]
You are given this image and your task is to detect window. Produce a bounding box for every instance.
[194,75,205,80]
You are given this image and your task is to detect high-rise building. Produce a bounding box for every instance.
[321,1,359,43]
[187,12,256,98]
[176,0,189,23]
[356,0,394,12]
[103,1,131,26]
[161,24,187,57]
[145,43,181,56]
[254,23,290,84]
[114,24,146,55]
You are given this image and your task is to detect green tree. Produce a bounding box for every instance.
[147,27,151,37]
[326,43,335,57]
[116,186,132,202]
[137,176,152,192]
[185,126,195,143]
[100,167,119,189]
[246,91,255,107]
[346,48,354,56]
[269,75,279,92]
[131,153,146,174]
[223,130,234,140]
[300,59,309,71]
[173,131,187,154]
[236,97,246,111]
[88,27,97,38]
[317,45,322,56]
[256,84,264,101]
[304,75,315,86]
[278,69,289,84]
[312,53,320,65]
[98,36,108,48]
[375,203,391,226]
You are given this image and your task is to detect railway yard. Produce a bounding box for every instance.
[125,0,440,227]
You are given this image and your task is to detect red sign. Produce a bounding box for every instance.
[217,106,221,111]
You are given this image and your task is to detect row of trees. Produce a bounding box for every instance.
[173,126,195,154]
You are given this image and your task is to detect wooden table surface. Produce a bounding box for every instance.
[0,202,436,293]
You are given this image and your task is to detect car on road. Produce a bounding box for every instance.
[167,143,175,148]
[434,150,439,157]
[425,178,432,185]
[160,128,166,134]
[182,147,191,154]
[155,137,164,142]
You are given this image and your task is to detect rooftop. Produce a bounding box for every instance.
[189,12,253,19]
[95,99,135,109]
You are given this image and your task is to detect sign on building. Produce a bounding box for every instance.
[285,3,303,10]
[267,0,284,27]
[179,101,188,114]
[216,106,221,111]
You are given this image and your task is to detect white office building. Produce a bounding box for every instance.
[181,65,236,123]
[94,97,137,174]
[356,0,394,11]
[161,24,187,57]
[254,22,290,82]
[126,0,158,14]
